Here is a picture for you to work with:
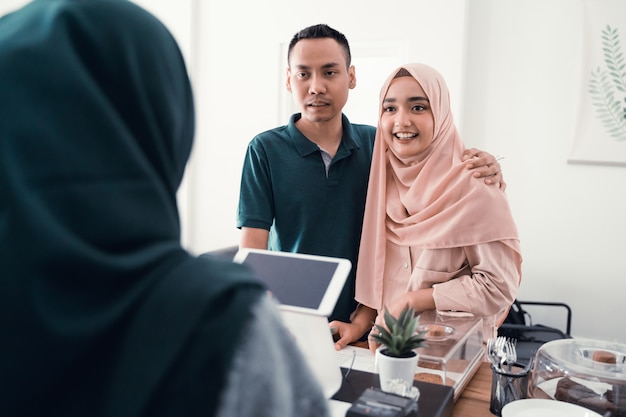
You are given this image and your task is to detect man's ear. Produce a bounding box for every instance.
[348,65,356,90]
[286,67,292,92]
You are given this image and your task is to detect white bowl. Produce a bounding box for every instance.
[502,399,603,417]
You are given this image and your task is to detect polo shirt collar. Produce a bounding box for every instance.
[287,113,360,157]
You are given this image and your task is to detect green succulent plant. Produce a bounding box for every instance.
[370,305,428,358]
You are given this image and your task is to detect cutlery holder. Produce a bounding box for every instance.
[490,364,530,416]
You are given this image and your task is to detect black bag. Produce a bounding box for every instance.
[498,300,529,339]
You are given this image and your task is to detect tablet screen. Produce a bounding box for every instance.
[233,249,351,316]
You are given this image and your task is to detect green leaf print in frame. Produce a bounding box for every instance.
[589,25,626,141]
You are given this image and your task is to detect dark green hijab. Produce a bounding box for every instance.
[0,1,263,415]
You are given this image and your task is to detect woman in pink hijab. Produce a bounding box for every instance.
[331,63,522,350]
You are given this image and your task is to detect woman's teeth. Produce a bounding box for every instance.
[395,133,417,139]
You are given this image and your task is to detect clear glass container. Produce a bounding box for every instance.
[529,338,626,417]
[414,310,485,400]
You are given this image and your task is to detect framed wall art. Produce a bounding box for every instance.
[570,0,626,166]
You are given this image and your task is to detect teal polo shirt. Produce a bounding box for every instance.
[237,113,376,322]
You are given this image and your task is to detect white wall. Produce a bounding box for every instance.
[0,0,25,15]
[463,0,626,342]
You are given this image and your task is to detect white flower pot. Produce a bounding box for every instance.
[375,347,419,393]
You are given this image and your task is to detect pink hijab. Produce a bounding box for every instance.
[355,63,521,309]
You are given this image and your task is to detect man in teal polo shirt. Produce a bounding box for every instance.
[237,24,503,323]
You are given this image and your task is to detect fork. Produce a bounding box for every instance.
[487,336,508,372]
[495,336,508,372]
[487,338,498,368]
[503,339,517,373]
[500,338,521,401]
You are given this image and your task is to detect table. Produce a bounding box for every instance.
[453,361,496,417]
[340,342,497,417]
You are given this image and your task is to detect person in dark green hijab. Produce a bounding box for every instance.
[0,1,330,416]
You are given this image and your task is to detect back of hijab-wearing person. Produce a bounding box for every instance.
[0,1,330,417]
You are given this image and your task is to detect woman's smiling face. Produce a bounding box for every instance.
[380,75,434,160]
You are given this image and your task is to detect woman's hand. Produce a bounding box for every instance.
[368,312,388,353]
[368,290,435,353]
[368,329,381,353]
[462,148,506,190]
[368,301,410,353]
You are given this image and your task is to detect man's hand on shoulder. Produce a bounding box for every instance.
[462,148,506,191]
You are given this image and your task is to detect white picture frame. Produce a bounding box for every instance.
[569,0,626,167]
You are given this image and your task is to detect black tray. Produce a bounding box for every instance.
[332,368,454,417]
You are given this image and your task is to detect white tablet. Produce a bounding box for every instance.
[233,248,352,317]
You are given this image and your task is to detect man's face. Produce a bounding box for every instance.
[286,38,355,125]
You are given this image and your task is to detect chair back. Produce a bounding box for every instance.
[498,299,573,366]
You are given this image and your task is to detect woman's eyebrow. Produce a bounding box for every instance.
[383,96,429,103]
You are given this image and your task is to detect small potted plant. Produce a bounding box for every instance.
[371,305,428,393]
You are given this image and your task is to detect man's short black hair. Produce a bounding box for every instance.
[287,24,351,67]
